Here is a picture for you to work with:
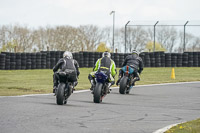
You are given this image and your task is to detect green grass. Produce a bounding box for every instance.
[0,67,200,96]
[165,118,200,133]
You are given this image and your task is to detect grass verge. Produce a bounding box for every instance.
[165,118,200,133]
[0,67,200,96]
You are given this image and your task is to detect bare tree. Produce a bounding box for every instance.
[126,26,148,52]
[77,25,104,51]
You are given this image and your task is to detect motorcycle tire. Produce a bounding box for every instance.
[93,83,103,103]
[56,83,65,105]
[119,76,128,94]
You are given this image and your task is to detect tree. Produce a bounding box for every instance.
[126,26,148,52]
[144,41,166,52]
[96,42,111,52]
[77,25,104,51]
[156,26,178,52]
[0,40,17,52]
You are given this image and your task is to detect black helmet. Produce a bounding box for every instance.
[102,51,111,58]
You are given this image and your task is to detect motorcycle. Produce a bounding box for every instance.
[119,65,135,94]
[55,70,74,105]
[93,71,110,103]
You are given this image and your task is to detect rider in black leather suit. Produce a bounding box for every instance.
[116,50,144,86]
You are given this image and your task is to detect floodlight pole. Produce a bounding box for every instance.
[125,21,130,53]
[183,21,189,52]
[110,11,115,53]
[153,21,159,52]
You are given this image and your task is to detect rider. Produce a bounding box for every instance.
[88,51,117,92]
[116,50,143,86]
[53,51,80,94]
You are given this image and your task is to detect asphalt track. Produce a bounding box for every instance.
[0,82,200,133]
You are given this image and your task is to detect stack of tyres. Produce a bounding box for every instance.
[36,52,41,69]
[46,51,51,69]
[95,52,101,63]
[83,52,89,67]
[160,52,165,67]
[0,53,6,70]
[198,52,200,67]
[188,52,193,67]
[139,52,145,64]
[73,52,79,65]
[144,52,150,67]
[15,53,21,70]
[114,53,120,68]
[26,53,32,69]
[89,52,95,67]
[177,53,183,67]
[118,53,124,67]
[21,53,26,69]
[193,52,199,67]
[79,52,84,68]
[182,52,188,67]
[111,53,114,62]
[165,53,171,67]
[1,52,10,70]
[10,53,16,70]
[50,51,56,69]
[171,53,177,67]
[41,52,47,69]
[149,52,155,67]
[31,53,36,69]
[155,52,162,67]
[60,51,64,59]
[55,51,61,63]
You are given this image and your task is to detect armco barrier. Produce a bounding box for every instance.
[0,51,199,70]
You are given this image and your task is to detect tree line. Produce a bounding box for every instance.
[0,24,200,53]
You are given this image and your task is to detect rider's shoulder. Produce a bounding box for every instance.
[137,56,143,61]
[58,58,65,62]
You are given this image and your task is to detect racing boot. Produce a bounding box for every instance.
[53,85,57,96]
[116,76,121,86]
[72,81,78,92]
[126,86,133,94]
[132,77,140,85]
[90,80,95,94]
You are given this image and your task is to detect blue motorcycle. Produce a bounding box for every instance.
[93,71,110,103]
[119,65,135,94]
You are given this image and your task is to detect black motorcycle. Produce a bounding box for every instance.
[55,70,74,105]
[119,65,135,94]
[93,71,110,103]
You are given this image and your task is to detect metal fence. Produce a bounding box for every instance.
[124,21,200,53]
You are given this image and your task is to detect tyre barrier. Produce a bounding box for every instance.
[0,51,200,70]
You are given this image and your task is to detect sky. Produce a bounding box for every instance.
[0,0,200,28]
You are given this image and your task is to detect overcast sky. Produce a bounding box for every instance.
[0,0,200,28]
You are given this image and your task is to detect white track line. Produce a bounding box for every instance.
[153,122,183,133]
[0,81,200,98]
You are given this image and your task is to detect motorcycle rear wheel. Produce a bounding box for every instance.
[119,76,128,94]
[56,83,65,105]
[93,83,103,103]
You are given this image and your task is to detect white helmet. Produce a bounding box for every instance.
[63,51,73,59]
[132,50,139,55]
[102,51,111,58]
